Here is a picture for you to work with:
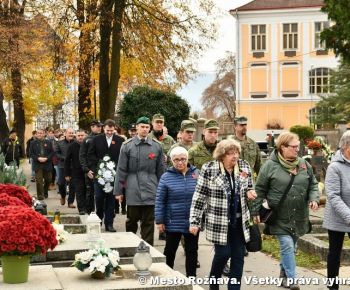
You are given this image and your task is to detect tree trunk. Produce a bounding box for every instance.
[11,65,25,149]
[107,0,125,119]
[77,0,93,129]
[99,0,113,121]
[0,86,9,143]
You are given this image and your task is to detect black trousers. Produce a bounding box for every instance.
[71,176,86,213]
[35,167,51,200]
[327,229,350,289]
[85,174,95,214]
[58,167,74,204]
[164,231,199,277]
[126,205,154,246]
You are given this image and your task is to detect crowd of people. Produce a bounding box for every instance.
[3,114,350,290]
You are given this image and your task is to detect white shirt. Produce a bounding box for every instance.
[106,135,113,147]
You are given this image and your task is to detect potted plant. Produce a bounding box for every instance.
[72,247,121,279]
[0,206,58,283]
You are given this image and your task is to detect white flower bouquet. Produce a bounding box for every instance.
[52,223,69,244]
[72,247,121,277]
[96,155,116,193]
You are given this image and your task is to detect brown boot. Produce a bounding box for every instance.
[68,204,76,208]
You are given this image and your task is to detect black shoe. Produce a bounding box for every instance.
[289,284,300,290]
[244,248,249,256]
[79,211,86,215]
[196,260,200,268]
[44,193,48,199]
[209,285,219,290]
[159,232,166,240]
[105,226,116,232]
[31,177,35,182]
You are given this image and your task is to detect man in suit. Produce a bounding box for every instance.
[65,129,87,215]
[29,129,54,201]
[87,119,124,232]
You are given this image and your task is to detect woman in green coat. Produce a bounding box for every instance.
[252,132,319,290]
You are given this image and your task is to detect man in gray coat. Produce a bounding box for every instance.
[114,116,164,245]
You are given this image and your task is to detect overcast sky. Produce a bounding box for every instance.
[178,0,251,112]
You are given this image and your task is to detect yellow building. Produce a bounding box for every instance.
[231,0,338,129]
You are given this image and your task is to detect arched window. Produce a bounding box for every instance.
[309,67,333,94]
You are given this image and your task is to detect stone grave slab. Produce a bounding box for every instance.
[0,265,61,290]
[55,263,194,290]
[32,232,165,266]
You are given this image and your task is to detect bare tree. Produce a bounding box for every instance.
[201,53,236,122]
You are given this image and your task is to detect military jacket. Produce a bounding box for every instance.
[148,131,174,155]
[188,141,215,170]
[114,137,165,205]
[229,135,262,175]
[167,141,199,167]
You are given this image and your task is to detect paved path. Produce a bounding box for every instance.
[21,160,350,289]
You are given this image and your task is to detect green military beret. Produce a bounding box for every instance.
[136,116,150,125]
[181,120,196,132]
[152,113,164,121]
[234,116,248,125]
[204,119,220,130]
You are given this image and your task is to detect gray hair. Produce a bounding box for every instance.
[170,146,188,160]
[213,139,241,161]
[339,131,350,152]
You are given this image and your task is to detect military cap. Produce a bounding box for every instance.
[181,120,196,132]
[204,119,220,130]
[152,113,164,121]
[90,119,102,127]
[234,116,248,125]
[129,123,137,130]
[136,116,151,125]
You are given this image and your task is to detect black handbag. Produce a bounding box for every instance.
[246,223,262,252]
[259,174,295,225]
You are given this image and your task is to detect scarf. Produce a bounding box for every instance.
[277,151,299,175]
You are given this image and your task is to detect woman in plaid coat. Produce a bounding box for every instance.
[189,139,257,290]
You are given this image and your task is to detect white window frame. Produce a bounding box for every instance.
[250,24,267,52]
[282,23,298,50]
[314,21,329,50]
[309,67,332,95]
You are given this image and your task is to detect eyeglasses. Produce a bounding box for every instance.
[172,158,187,163]
[286,144,300,149]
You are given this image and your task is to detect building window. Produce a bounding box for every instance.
[315,21,329,50]
[309,67,332,94]
[283,23,298,50]
[251,25,266,51]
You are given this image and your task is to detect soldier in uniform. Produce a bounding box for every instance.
[148,113,174,240]
[114,116,165,246]
[148,113,175,157]
[229,116,261,176]
[188,119,220,170]
[168,120,198,166]
[79,119,102,214]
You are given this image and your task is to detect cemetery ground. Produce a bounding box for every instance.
[19,160,350,289]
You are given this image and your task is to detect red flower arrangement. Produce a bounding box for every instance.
[0,206,58,256]
[306,140,322,150]
[148,152,156,159]
[0,193,28,208]
[0,184,33,207]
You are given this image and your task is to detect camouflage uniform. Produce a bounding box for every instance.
[148,131,174,155]
[230,135,261,174]
[188,119,219,170]
[188,141,215,170]
[228,116,262,175]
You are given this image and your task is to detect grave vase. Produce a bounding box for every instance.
[1,255,30,283]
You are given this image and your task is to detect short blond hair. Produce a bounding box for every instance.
[275,132,299,153]
[213,139,241,161]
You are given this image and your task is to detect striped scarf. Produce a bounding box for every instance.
[277,151,299,175]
